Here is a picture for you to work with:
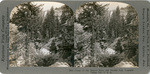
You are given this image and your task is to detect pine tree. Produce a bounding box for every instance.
[10,2,42,65]
[60,5,73,24]
[54,16,60,37]
[77,2,108,64]
[11,2,42,32]
[126,6,137,25]
[109,6,121,38]
[43,7,55,39]
[120,16,126,37]
[58,16,74,66]
[125,5,138,66]
[78,2,107,32]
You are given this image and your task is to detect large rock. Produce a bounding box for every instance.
[39,48,51,56]
[105,48,116,55]
[49,62,70,67]
[114,61,138,68]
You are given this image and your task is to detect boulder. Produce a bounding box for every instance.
[49,62,70,67]
[114,61,138,68]
[105,48,116,55]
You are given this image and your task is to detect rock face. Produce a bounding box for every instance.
[114,61,138,68]
[49,62,70,67]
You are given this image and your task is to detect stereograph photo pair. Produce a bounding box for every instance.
[0,0,150,74]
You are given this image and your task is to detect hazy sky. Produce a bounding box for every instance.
[34,2,129,12]
[33,2,64,11]
[97,2,129,11]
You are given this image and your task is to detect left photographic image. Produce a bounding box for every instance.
[9,2,74,67]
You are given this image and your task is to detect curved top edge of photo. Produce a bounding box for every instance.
[10,1,73,19]
[75,2,138,14]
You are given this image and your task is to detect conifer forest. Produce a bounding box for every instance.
[9,2,138,67]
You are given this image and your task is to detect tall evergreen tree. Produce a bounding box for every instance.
[43,7,55,39]
[126,6,137,25]
[125,5,138,66]
[10,2,42,65]
[60,5,73,24]
[109,6,121,38]
[77,2,108,64]
[54,16,60,37]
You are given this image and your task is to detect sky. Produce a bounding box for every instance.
[33,2,129,12]
[97,2,129,11]
[33,2,64,11]
[10,1,130,18]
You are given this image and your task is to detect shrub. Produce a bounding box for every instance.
[35,55,57,67]
[100,54,124,67]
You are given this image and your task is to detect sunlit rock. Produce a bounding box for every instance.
[114,61,138,68]
[49,62,70,67]
[40,48,51,56]
[105,48,116,55]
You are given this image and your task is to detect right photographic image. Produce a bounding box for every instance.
[74,2,138,68]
